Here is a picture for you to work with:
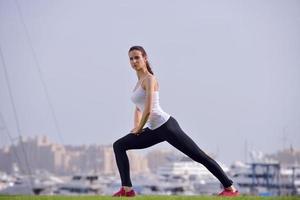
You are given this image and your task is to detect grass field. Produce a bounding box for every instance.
[0,196,299,200]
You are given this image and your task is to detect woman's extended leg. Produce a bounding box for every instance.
[162,117,233,188]
[113,128,164,187]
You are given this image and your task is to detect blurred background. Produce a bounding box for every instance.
[0,0,299,196]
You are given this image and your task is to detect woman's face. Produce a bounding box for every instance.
[128,50,147,71]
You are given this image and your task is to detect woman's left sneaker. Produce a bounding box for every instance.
[112,187,136,197]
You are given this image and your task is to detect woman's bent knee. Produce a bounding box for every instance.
[113,139,126,152]
[113,140,121,150]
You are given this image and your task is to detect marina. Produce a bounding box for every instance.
[1,156,299,196]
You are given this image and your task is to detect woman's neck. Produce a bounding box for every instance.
[137,70,151,80]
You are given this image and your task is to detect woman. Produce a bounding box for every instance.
[112,46,239,197]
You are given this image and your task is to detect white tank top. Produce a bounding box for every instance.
[131,77,170,130]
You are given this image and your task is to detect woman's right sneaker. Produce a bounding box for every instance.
[218,188,240,196]
[112,187,136,197]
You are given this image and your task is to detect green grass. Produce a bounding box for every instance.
[0,196,299,200]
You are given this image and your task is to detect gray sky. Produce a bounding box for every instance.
[0,0,299,165]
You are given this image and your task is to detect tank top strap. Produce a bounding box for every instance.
[141,75,159,91]
[139,75,151,86]
[140,75,150,83]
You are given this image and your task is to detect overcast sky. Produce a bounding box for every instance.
[0,0,299,165]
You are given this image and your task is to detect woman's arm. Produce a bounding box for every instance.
[131,75,155,134]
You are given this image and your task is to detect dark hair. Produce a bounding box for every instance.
[128,46,154,75]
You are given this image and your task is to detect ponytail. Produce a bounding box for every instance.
[146,61,154,75]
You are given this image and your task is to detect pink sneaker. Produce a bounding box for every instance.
[218,189,240,197]
[112,187,136,197]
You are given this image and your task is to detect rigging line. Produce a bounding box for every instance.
[0,51,21,135]
[0,44,34,190]
[0,112,26,176]
[14,0,64,145]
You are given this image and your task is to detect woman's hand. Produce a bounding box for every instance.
[130,127,143,135]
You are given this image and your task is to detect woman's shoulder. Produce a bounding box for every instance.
[144,74,157,83]
[147,73,155,79]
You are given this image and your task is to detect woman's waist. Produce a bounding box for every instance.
[148,110,170,120]
[136,104,167,113]
[146,112,171,129]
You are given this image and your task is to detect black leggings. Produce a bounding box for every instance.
[113,116,233,188]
